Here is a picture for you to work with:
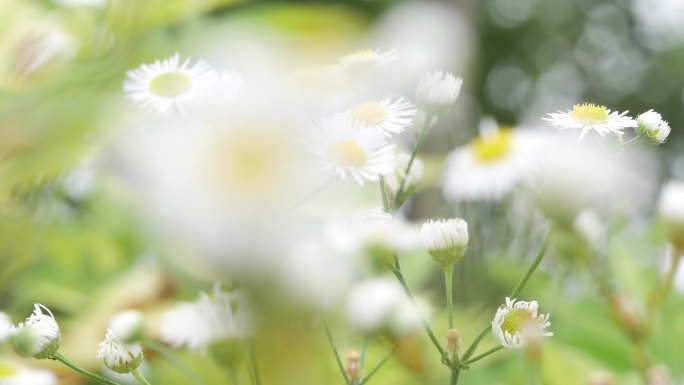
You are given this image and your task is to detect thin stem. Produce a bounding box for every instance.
[131,369,152,385]
[379,176,390,213]
[390,257,447,360]
[392,114,432,210]
[460,326,490,362]
[450,367,460,385]
[144,338,206,385]
[647,242,682,315]
[248,342,262,385]
[462,345,504,366]
[359,350,394,385]
[322,318,349,384]
[286,176,335,212]
[53,352,122,385]
[444,264,455,329]
[360,335,369,371]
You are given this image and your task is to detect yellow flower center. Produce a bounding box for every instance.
[0,363,18,377]
[327,140,367,168]
[350,101,388,126]
[570,103,609,124]
[471,128,513,163]
[501,308,533,335]
[149,71,193,97]
[352,49,375,59]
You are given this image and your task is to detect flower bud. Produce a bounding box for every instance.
[636,110,670,145]
[345,350,361,382]
[421,218,469,267]
[96,329,143,374]
[10,304,60,359]
[446,329,462,355]
[415,70,463,113]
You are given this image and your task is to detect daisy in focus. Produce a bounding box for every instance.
[543,103,636,140]
[636,109,671,144]
[309,117,395,186]
[491,297,552,349]
[342,97,417,137]
[338,48,399,70]
[123,53,215,114]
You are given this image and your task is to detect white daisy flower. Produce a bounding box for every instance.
[109,310,145,343]
[543,103,637,140]
[123,53,215,114]
[10,304,60,359]
[309,117,396,186]
[636,109,671,144]
[96,329,143,374]
[0,363,57,385]
[342,97,417,137]
[0,312,11,343]
[658,180,684,243]
[443,126,540,202]
[415,70,463,112]
[338,48,399,70]
[491,297,552,349]
[420,218,469,267]
[160,284,251,353]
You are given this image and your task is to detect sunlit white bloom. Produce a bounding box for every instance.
[443,126,540,202]
[421,218,469,266]
[123,53,215,114]
[309,117,396,185]
[10,304,60,359]
[338,49,399,70]
[491,297,552,349]
[543,103,636,140]
[0,313,11,343]
[160,285,251,352]
[657,180,684,243]
[0,363,57,385]
[342,98,417,137]
[96,329,143,374]
[636,109,671,144]
[346,278,425,334]
[109,310,145,343]
[415,70,463,112]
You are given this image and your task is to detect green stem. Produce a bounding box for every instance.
[390,257,448,361]
[462,345,504,366]
[226,365,239,385]
[359,350,394,385]
[323,318,349,384]
[379,176,390,213]
[144,338,206,385]
[53,352,123,385]
[392,114,432,210]
[461,239,548,362]
[360,335,369,371]
[131,369,152,385]
[450,367,460,385]
[444,264,454,329]
[248,342,261,385]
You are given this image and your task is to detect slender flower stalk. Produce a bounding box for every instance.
[392,114,433,210]
[53,352,123,385]
[358,350,394,385]
[322,318,349,384]
[131,369,152,385]
[444,265,455,329]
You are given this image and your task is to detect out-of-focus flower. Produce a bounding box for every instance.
[421,218,469,267]
[338,48,399,71]
[10,304,60,359]
[96,329,143,374]
[491,297,552,349]
[657,180,684,244]
[123,53,215,114]
[343,97,417,137]
[0,362,57,385]
[109,310,145,343]
[414,70,463,112]
[346,278,427,335]
[160,285,251,353]
[636,110,671,145]
[543,103,636,140]
[309,117,395,186]
[573,210,605,249]
[442,125,541,202]
[385,151,424,205]
[0,312,11,343]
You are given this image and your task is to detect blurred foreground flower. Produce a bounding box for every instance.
[109,310,146,344]
[491,297,552,349]
[10,304,60,359]
[0,362,57,385]
[658,180,684,244]
[415,70,463,113]
[544,103,636,140]
[342,97,417,137]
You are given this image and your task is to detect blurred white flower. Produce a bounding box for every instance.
[309,117,395,185]
[415,70,463,112]
[160,285,251,353]
[636,109,671,144]
[123,53,215,114]
[0,363,57,385]
[10,304,60,359]
[109,310,145,343]
[491,297,552,349]
[421,218,469,266]
[443,126,541,202]
[338,49,399,70]
[573,210,605,249]
[0,312,11,343]
[96,329,143,374]
[658,180,684,243]
[9,24,77,79]
[543,103,636,140]
[342,97,417,137]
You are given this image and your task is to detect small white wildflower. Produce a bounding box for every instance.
[543,103,636,140]
[109,310,145,343]
[657,180,684,244]
[415,70,463,112]
[342,97,417,137]
[420,218,469,267]
[636,109,671,144]
[10,304,60,359]
[96,329,143,374]
[491,297,552,349]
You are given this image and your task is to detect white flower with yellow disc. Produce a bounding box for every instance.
[543,103,636,140]
[491,297,552,349]
[342,97,417,137]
